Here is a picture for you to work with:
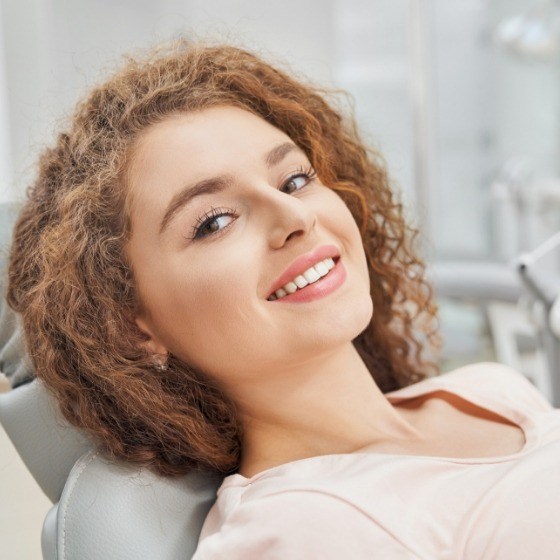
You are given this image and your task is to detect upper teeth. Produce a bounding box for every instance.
[268,257,337,301]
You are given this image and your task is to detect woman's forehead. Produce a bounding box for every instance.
[124,105,302,225]
[131,106,291,177]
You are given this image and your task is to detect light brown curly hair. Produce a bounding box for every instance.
[6,38,441,477]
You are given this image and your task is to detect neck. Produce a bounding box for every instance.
[230,342,424,477]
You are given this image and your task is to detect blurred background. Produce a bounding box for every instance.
[1,0,560,557]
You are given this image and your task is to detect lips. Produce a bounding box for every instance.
[266,244,341,299]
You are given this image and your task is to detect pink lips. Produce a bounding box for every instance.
[266,244,341,299]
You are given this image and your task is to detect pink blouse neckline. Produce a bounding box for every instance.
[223,372,540,488]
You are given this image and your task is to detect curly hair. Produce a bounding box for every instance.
[6,38,441,477]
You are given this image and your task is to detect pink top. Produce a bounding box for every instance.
[191,362,560,559]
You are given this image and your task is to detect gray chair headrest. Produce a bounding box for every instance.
[54,450,222,559]
[0,380,92,502]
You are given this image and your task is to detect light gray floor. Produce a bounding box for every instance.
[0,374,51,560]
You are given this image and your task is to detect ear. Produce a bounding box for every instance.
[134,315,168,356]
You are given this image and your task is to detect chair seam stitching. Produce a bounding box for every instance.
[60,450,100,560]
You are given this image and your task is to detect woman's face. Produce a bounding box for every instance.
[126,105,373,390]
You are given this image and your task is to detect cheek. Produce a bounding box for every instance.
[328,195,371,289]
[170,301,271,377]
[323,188,360,229]
[339,198,362,238]
[158,264,265,361]
[324,193,366,256]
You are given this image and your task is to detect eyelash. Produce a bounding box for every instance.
[186,165,318,241]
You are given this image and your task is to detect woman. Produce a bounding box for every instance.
[6,39,560,558]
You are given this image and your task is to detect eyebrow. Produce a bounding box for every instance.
[158,141,304,236]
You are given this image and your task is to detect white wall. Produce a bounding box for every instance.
[0,0,336,203]
[1,0,559,258]
[0,1,11,203]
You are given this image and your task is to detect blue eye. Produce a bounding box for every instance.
[187,165,318,241]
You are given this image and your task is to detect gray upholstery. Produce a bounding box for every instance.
[0,380,91,502]
[0,201,223,559]
[54,451,221,560]
[42,505,59,559]
[0,381,223,559]
[0,201,33,389]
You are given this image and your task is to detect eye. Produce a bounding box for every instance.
[281,165,317,194]
[187,205,238,241]
[186,165,318,242]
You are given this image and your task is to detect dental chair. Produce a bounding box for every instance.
[0,201,223,559]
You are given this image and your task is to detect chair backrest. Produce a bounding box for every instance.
[0,201,223,559]
[0,380,223,559]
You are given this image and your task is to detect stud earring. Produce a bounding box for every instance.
[152,355,169,371]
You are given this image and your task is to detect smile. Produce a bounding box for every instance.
[267,257,336,300]
[267,256,346,303]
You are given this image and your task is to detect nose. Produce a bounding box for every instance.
[254,186,317,248]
